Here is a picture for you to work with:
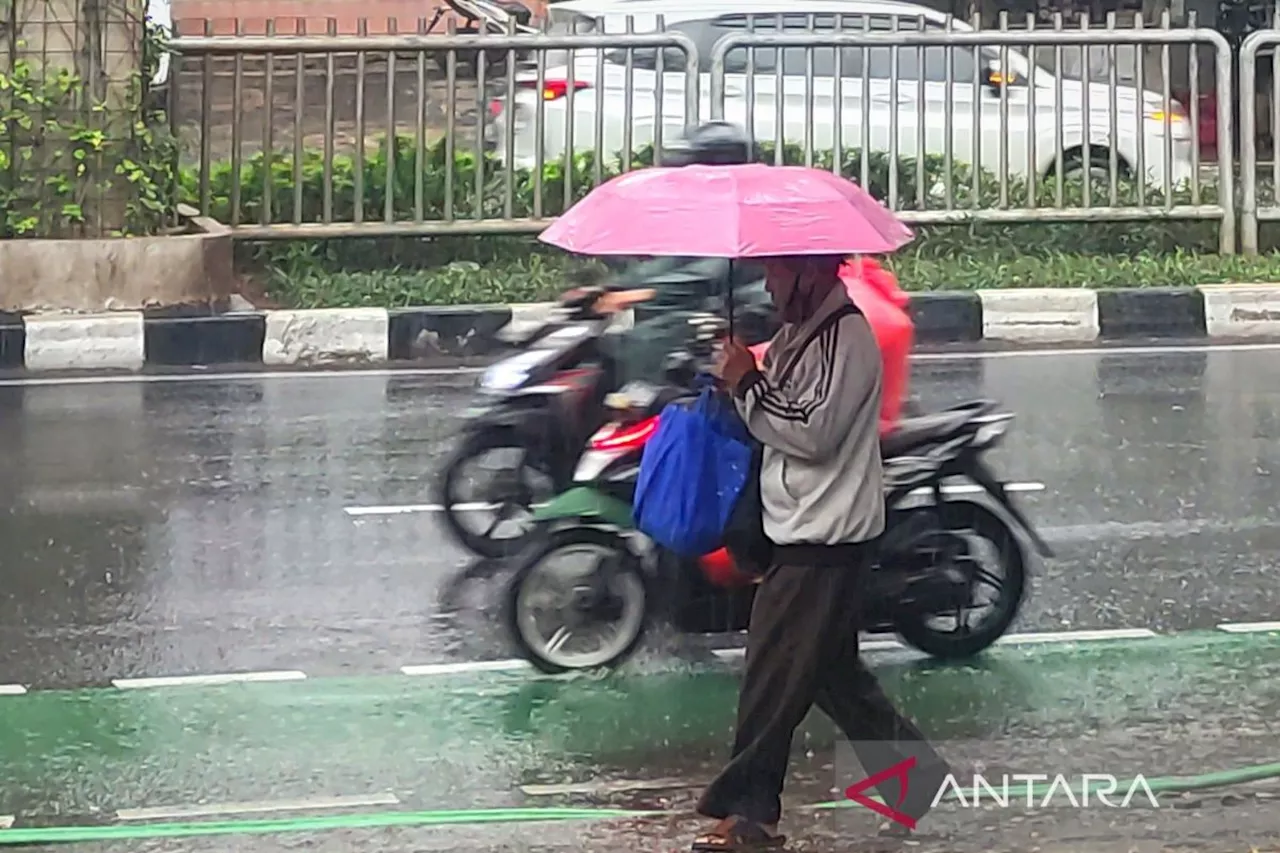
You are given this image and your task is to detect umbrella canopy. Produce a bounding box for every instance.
[538,163,914,258]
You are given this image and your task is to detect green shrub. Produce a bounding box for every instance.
[192,136,1247,308]
[258,247,1280,309]
[185,135,1221,261]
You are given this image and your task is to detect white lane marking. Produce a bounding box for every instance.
[115,793,400,821]
[0,368,474,388]
[402,659,532,676]
[0,815,13,829]
[3,340,1278,388]
[995,628,1159,644]
[346,482,1047,518]
[347,502,479,516]
[713,637,903,661]
[403,628,1162,676]
[1217,621,1280,633]
[522,778,693,797]
[0,685,26,696]
[710,629,1157,660]
[112,670,307,689]
[911,341,1280,361]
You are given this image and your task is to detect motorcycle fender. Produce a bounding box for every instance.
[959,462,1055,559]
[465,408,567,460]
[469,404,552,432]
[531,486,634,527]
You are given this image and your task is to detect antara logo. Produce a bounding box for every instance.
[844,757,1161,828]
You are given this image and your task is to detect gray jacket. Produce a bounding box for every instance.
[732,287,886,551]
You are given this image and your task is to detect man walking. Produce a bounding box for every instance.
[692,255,949,851]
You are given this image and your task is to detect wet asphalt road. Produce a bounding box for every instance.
[0,632,1277,851]
[1,345,1280,687]
[2,344,1280,853]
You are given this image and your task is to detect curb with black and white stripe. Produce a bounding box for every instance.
[1,283,1278,371]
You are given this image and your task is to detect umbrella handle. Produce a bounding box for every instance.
[726,259,735,341]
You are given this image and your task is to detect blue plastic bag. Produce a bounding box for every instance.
[633,387,753,557]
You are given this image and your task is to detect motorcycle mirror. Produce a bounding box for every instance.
[688,314,729,340]
[662,351,697,382]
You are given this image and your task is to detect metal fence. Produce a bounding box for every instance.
[1240,29,1280,254]
[708,25,1233,254]
[167,14,1250,250]
[169,23,700,238]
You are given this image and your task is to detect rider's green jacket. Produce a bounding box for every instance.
[605,256,774,384]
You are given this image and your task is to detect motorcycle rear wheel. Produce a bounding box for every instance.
[893,500,1028,660]
[436,427,559,558]
[503,528,651,674]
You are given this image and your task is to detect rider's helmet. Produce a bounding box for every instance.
[661,121,754,166]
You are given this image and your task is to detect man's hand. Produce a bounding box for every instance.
[715,337,757,392]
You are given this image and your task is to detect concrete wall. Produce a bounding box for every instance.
[0,217,234,313]
[171,0,551,35]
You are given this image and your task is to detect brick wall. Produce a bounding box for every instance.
[171,0,549,36]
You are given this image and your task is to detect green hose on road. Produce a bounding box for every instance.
[1,761,1278,844]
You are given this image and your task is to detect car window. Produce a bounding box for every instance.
[600,11,980,80]
[545,7,600,34]
[863,44,979,82]
[602,18,726,73]
[717,13,873,77]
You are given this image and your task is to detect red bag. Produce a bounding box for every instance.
[748,257,913,436]
[843,257,913,435]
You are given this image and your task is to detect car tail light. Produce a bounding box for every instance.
[486,78,591,116]
[529,79,591,102]
[588,416,658,452]
[488,79,590,117]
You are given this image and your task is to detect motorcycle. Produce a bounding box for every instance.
[437,273,777,559]
[501,320,1055,674]
[435,286,646,558]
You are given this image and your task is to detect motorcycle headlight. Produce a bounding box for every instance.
[480,363,529,391]
[479,348,558,391]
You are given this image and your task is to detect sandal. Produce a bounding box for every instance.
[692,816,787,851]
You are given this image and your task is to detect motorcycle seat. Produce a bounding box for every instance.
[880,399,996,458]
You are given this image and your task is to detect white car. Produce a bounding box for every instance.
[147,0,172,108]
[487,0,1195,193]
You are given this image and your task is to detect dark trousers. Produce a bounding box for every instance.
[696,557,948,827]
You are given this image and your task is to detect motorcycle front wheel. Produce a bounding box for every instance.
[503,528,651,674]
[436,427,560,558]
[894,499,1028,660]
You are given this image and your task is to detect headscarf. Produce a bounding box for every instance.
[773,254,845,318]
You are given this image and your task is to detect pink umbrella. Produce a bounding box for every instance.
[538,163,913,258]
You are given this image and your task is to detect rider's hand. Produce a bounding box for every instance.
[592,289,655,315]
[715,337,756,392]
[592,291,627,315]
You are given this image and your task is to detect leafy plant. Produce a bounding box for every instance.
[0,25,179,238]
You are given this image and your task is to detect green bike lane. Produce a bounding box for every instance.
[2,631,1279,845]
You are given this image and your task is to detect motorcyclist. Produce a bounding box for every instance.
[562,121,915,424]
[560,123,777,386]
